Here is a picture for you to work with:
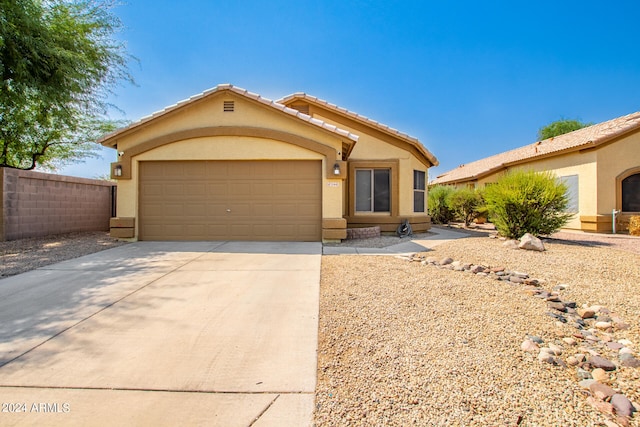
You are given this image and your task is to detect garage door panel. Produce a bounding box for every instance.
[184,184,207,197]
[252,204,273,216]
[163,204,185,216]
[139,160,321,241]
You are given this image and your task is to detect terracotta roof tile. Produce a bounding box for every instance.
[432,111,640,185]
[99,84,359,145]
[278,92,438,166]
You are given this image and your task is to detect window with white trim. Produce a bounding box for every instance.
[355,169,390,212]
[414,170,426,212]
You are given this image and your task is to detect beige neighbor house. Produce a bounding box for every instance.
[431,112,640,233]
[100,84,438,241]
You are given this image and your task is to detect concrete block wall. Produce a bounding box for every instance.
[0,167,115,241]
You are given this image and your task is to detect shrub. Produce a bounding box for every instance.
[629,216,640,236]
[483,170,573,239]
[428,185,456,224]
[448,187,484,227]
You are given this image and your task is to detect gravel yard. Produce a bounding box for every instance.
[0,231,127,278]
[316,235,640,426]
[2,229,639,425]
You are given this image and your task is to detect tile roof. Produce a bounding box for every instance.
[99,84,359,146]
[278,92,438,166]
[432,111,640,185]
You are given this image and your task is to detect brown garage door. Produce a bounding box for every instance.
[139,160,322,241]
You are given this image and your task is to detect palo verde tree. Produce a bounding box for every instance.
[0,0,133,170]
[537,119,592,141]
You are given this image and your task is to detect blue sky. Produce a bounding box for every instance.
[59,0,640,181]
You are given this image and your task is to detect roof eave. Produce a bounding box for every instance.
[279,93,438,167]
[99,85,359,149]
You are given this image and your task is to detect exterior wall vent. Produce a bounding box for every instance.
[223,101,235,112]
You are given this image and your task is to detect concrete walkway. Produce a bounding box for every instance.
[322,227,469,255]
[0,241,321,426]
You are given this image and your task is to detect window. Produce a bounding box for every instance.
[223,101,234,112]
[560,175,579,213]
[413,170,426,212]
[355,169,390,212]
[622,173,640,212]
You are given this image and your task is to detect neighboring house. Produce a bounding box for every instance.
[431,112,640,233]
[100,84,438,241]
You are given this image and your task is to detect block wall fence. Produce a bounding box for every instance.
[0,167,115,241]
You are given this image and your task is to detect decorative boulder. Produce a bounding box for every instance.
[518,233,545,252]
[502,240,520,249]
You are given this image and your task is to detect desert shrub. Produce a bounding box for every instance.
[483,170,573,239]
[428,185,456,224]
[629,216,640,236]
[448,187,484,227]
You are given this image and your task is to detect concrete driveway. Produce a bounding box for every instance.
[0,241,321,426]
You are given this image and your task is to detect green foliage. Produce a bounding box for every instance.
[483,170,573,239]
[0,0,133,170]
[427,185,456,224]
[448,187,484,227]
[537,119,593,141]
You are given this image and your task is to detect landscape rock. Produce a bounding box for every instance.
[518,233,545,251]
[589,355,617,371]
[586,396,614,415]
[470,265,485,274]
[576,368,592,380]
[528,335,544,344]
[620,357,640,368]
[591,368,610,383]
[439,257,454,266]
[589,382,616,400]
[606,342,623,351]
[579,379,596,389]
[521,339,539,352]
[615,321,631,330]
[595,321,613,330]
[548,343,563,356]
[502,240,519,249]
[611,394,635,417]
[578,308,597,319]
[567,356,579,366]
[538,351,556,364]
[547,302,567,312]
[524,278,542,286]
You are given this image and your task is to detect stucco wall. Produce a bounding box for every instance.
[595,132,640,213]
[109,93,347,238]
[314,113,429,217]
[474,151,597,230]
[0,168,114,241]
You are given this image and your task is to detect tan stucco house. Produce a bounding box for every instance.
[431,112,640,233]
[100,84,438,241]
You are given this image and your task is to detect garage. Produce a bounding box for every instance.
[139,160,322,241]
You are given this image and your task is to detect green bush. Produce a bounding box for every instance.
[483,170,573,239]
[448,187,484,227]
[428,185,456,224]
